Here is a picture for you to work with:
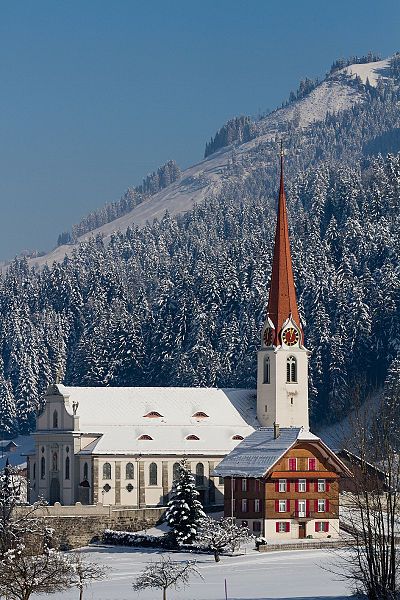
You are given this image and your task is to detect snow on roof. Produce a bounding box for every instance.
[343,58,391,87]
[214,427,302,478]
[56,385,257,456]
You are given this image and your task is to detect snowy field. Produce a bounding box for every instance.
[34,546,352,600]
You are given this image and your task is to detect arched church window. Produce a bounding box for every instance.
[149,462,158,486]
[126,463,134,480]
[83,462,89,480]
[53,410,58,428]
[33,462,36,480]
[173,462,180,482]
[196,463,204,486]
[40,457,45,479]
[103,462,111,480]
[263,355,270,384]
[65,456,70,480]
[287,356,297,383]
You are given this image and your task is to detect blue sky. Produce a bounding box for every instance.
[0,0,399,259]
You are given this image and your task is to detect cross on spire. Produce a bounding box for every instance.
[266,144,302,345]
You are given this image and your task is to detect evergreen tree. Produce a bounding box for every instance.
[165,460,205,544]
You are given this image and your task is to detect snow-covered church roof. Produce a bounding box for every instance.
[50,385,258,456]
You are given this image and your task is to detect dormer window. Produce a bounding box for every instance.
[138,434,153,440]
[143,411,163,418]
[52,410,58,429]
[232,435,244,441]
[186,434,200,441]
[192,411,209,419]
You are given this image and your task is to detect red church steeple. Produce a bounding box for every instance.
[266,145,302,345]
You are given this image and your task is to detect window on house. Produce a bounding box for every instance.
[288,458,297,471]
[65,456,70,480]
[126,463,134,480]
[241,499,248,512]
[196,463,205,486]
[103,463,111,480]
[138,434,153,440]
[218,476,224,486]
[318,479,326,492]
[143,411,163,418]
[308,458,317,471]
[52,410,58,428]
[149,463,158,486]
[173,462,180,482]
[83,462,88,480]
[255,499,261,512]
[241,478,247,492]
[263,355,270,384]
[253,521,261,532]
[255,479,261,492]
[298,479,306,492]
[186,435,200,441]
[279,479,287,492]
[286,356,297,383]
[277,521,289,533]
[318,499,326,512]
[40,457,45,479]
[278,500,287,513]
[315,521,329,532]
[192,412,209,418]
[232,435,244,440]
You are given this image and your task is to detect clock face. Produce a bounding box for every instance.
[282,327,299,347]
[263,328,273,346]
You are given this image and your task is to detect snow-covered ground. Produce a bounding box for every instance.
[34,546,352,600]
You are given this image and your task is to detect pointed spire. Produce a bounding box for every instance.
[267,143,302,345]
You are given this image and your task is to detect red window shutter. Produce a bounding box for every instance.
[306,499,310,515]
[326,499,330,512]
[235,478,239,491]
[314,480,318,492]
[287,480,290,492]
[314,499,318,512]
[285,522,290,533]
[275,499,279,512]
[276,522,280,533]
[306,480,310,492]
[295,499,299,515]
[324,522,329,532]
[295,480,299,492]
[275,481,279,492]
[326,481,330,492]
[286,499,290,512]
[315,522,319,532]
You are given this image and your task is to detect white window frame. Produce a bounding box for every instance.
[278,521,288,532]
[254,499,261,513]
[298,478,306,492]
[318,479,326,492]
[316,521,325,532]
[242,478,247,492]
[317,499,326,513]
[278,500,287,513]
[278,478,287,492]
[298,500,306,518]
[241,499,248,513]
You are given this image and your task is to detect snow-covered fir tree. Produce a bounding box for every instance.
[165,460,205,544]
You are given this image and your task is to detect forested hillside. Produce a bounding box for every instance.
[0,151,399,434]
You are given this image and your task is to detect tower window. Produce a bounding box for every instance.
[263,355,270,384]
[40,457,45,479]
[286,356,297,383]
[65,456,70,480]
[52,410,58,429]
[83,462,89,480]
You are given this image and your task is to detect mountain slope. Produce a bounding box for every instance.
[29,56,395,269]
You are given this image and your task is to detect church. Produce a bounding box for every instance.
[27,149,349,538]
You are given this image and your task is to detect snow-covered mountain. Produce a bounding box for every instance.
[29,56,395,269]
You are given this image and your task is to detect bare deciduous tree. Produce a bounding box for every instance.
[196,516,253,562]
[70,553,109,600]
[132,555,201,600]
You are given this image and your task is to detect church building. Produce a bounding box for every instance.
[214,149,351,538]
[27,149,350,539]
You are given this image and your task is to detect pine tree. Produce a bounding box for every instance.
[165,460,205,544]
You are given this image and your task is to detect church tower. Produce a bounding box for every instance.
[257,147,309,430]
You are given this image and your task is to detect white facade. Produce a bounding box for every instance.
[257,317,310,430]
[28,384,257,507]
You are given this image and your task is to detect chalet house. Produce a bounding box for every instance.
[214,148,352,539]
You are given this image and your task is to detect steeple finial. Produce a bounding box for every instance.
[266,145,302,345]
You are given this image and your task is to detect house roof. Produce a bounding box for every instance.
[54,385,258,456]
[213,427,350,478]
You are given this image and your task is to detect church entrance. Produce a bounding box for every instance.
[49,477,60,504]
[298,523,306,539]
